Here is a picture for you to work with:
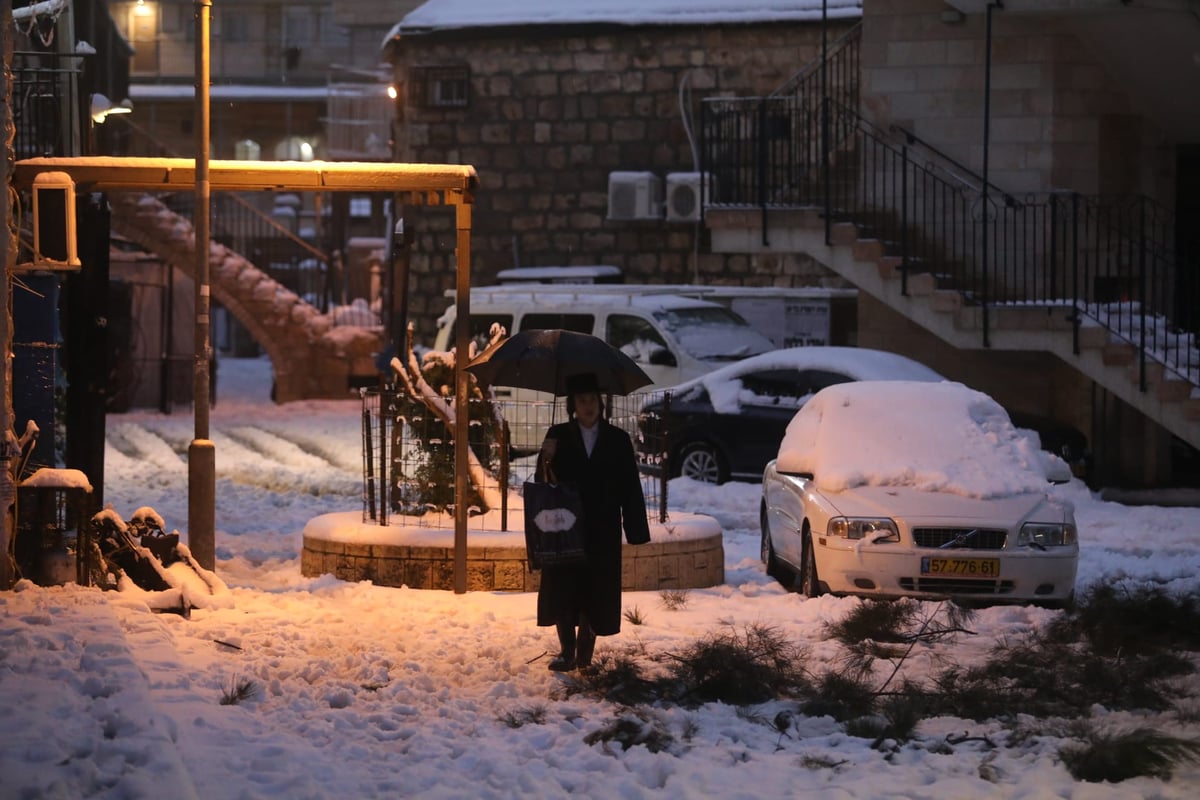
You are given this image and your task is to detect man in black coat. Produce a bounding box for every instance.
[536,372,650,671]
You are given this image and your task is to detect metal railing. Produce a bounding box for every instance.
[108,115,338,314]
[161,192,334,312]
[12,51,83,159]
[700,54,1199,394]
[360,389,672,531]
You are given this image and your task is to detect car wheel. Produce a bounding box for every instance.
[760,507,795,589]
[676,442,727,484]
[799,525,823,598]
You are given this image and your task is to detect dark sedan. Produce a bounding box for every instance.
[636,347,945,483]
[636,347,1088,484]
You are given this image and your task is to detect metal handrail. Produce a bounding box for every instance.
[888,124,1019,207]
[699,82,1199,395]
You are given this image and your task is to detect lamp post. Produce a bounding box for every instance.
[1,3,16,589]
[188,0,215,570]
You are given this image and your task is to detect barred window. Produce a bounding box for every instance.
[410,65,470,109]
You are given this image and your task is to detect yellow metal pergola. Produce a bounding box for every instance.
[11,156,480,593]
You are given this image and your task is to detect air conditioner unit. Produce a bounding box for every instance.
[607,171,662,221]
[665,172,714,223]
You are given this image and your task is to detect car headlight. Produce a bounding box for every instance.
[828,516,899,542]
[1017,522,1077,547]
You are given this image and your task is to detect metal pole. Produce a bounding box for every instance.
[1,3,16,589]
[188,0,216,570]
[821,0,831,245]
[980,1,1001,348]
[453,202,472,593]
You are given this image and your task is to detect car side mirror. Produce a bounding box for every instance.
[1043,454,1073,485]
[648,348,677,367]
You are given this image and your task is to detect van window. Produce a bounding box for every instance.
[652,306,774,361]
[606,314,669,366]
[520,313,594,334]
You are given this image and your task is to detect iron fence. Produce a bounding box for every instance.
[12,51,83,159]
[360,388,674,531]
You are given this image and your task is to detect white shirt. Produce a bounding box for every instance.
[579,421,599,457]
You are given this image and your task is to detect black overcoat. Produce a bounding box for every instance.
[535,418,650,636]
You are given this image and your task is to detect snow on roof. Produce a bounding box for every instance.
[129,84,331,101]
[387,0,862,39]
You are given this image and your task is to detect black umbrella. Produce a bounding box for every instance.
[464,329,653,396]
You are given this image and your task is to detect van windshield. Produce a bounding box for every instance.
[652,307,775,362]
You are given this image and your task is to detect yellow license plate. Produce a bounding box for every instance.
[920,557,1001,578]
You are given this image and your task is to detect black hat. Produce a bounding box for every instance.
[565,372,601,397]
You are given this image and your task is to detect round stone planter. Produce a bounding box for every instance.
[301,511,725,592]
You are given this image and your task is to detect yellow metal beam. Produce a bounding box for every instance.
[12,157,477,198]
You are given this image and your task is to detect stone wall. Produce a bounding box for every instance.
[860,0,1170,199]
[301,529,726,592]
[389,21,858,343]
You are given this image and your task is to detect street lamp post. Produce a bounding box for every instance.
[188,0,215,570]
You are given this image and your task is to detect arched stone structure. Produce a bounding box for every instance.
[109,192,384,402]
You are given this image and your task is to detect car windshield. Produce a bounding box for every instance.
[652,307,774,362]
[776,381,1053,499]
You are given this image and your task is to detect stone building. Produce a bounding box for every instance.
[382,1,862,340]
[382,0,1200,487]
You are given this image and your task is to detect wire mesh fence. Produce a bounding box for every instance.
[360,388,674,531]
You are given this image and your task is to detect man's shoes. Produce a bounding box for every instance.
[548,655,576,672]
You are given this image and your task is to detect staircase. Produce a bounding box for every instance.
[700,24,1200,461]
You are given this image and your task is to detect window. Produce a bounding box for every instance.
[284,7,313,46]
[220,12,249,43]
[410,65,470,109]
[520,314,593,334]
[606,314,668,366]
[316,10,350,47]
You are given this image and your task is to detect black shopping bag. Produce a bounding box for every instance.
[523,480,587,569]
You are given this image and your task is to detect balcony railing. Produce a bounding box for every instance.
[12,51,84,158]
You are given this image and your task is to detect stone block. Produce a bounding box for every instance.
[466,562,495,592]
[431,561,456,591]
[375,556,407,588]
[494,561,528,591]
[403,560,432,590]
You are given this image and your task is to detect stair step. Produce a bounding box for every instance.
[907,272,937,296]
[1077,324,1109,349]
[852,239,885,262]
[1157,378,1194,403]
[1101,343,1136,366]
[877,256,903,280]
[830,222,859,246]
[931,289,963,312]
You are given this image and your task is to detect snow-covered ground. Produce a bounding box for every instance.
[1,356,1198,798]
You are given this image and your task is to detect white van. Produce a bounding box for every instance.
[433,285,776,450]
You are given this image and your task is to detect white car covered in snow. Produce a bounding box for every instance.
[760,381,1079,606]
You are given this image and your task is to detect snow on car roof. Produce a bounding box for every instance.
[671,346,945,413]
[775,381,1052,499]
[459,285,733,311]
